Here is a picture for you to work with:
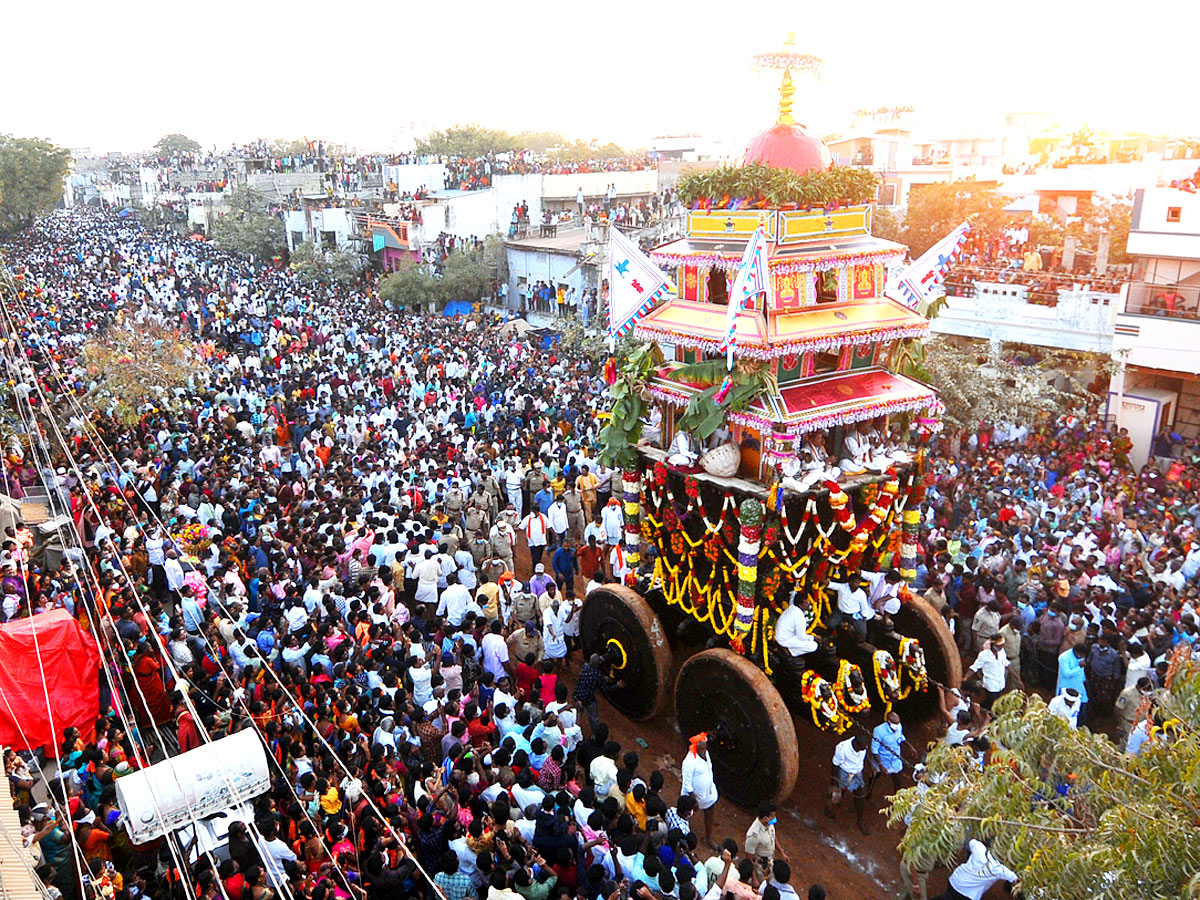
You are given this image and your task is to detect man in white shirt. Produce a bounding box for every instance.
[827,575,873,639]
[481,619,510,681]
[680,732,718,846]
[163,549,186,596]
[1047,687,1082,728]
[255,820,298,890]
[436,573,478,627]
[825,734,871,834]
[968,637,1011,709]
[519,510,549,568]
[861,568,903,616]
[944,838,1019,900]
[774,594,818,659]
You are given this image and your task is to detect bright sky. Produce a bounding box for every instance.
[8,0,1199,154]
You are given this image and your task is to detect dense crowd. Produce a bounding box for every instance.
[5,205,1198,900]
[943,225,1124,303]
[917,416,1200,753]
[0,209,836,900]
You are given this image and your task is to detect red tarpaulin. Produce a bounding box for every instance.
[0,610,101,750]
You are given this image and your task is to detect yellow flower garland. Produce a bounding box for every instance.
[871,650,902,715]
[834,659,871,714]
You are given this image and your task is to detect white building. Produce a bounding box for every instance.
[504,226,602,313]
[282,206,355,250]
[1109,187,1200,467]
[932,281,1117,353]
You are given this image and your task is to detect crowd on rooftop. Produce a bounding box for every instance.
[943,225,1125,303]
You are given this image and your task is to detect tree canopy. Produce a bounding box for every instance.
[379,260,438,310]
[208,186,286,260]
[289,240,363,285]
[80,323,195,425]
[0,135,71,235]
[379,250,493,312]
[888,658,1200,899]
[436,251,492,305]
[416,125,517,158]
[153,133,201,156]
[901,179,1009,256]
[899,336,1100,431]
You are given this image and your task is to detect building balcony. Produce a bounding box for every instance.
[933,281,1116,352]
[1113,282,1200,375]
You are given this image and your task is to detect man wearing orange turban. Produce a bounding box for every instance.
[681,732,719,847]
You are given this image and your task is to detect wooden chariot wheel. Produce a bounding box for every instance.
[674,648,799,807]
[579,585,673,721]
[892,596,963,695]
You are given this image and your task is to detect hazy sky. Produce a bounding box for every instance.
[8,0,1199,154]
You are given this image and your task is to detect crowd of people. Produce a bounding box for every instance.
[0,208,837,900]
[4,204,1198,900]
[914,415,1199,755]
[943,224,1125,304]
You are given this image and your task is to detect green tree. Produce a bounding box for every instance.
[888,662,1200,900]
[208,186,285,260]
[416,125,517,157]
[153,133,201,156]
[871,205,904,243]
[289,240,362,285]
[79,322,195,425]
[436,251,491,305]
[379,259,438,311]
[1087,195,1133,265]
[1026,213,1065,249]
[271,138,312,157]
[483,234,509,283]
[912,337,1098,430]
[0,135,70,235]
[514,131,565,153]
[902,179,1009,256]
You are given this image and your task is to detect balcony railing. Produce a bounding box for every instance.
[1123,282,1200,320]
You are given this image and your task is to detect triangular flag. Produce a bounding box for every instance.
[888,221,970,310]
[608,227,673,338]
[720,225,770,354]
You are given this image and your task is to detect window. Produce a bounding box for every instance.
[815,269,839,303]
[1168,207,1182,223]
[706,268,729,305]
[810,350,841,374]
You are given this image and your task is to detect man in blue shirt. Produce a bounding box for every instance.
[870,712,907,794]
[1057,644,1089,725]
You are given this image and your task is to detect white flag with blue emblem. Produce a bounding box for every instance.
[720,225,770,356]
[889,221,971,310]
[608,227,673,338]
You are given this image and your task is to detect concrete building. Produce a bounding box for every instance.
[1109,187,1200,467]
[504,226,602,313]
[933,281,1117,353]
[827,125,1005,207]
[282,204,355,251]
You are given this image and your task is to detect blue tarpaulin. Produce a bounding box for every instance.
[443,301,475,317]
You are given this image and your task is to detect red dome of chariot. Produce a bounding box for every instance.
[742,121,832,175]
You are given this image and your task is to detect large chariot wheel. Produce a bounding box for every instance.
[674,648,799,808]
[579,585,673,721]
[892,596,962,690]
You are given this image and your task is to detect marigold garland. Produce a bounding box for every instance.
[896,637,928,698]
[800,670,851,733]
[834,659,871,714]
[872,650,902,715]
